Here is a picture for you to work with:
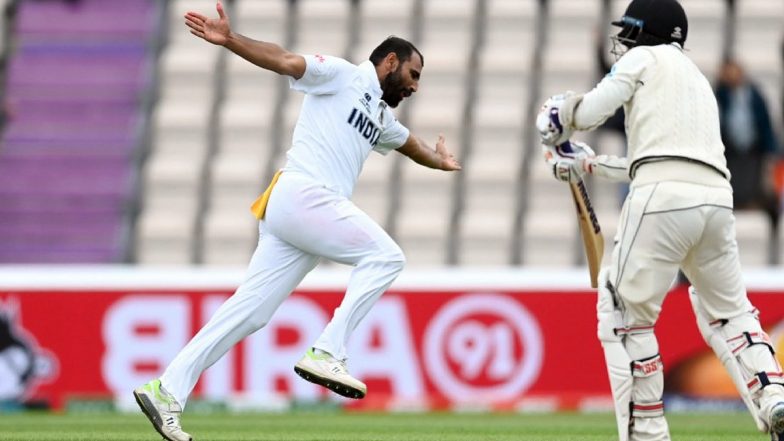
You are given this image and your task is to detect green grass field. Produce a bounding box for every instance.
[0,411,766,441]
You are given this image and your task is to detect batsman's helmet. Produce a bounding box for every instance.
[611,0,688,54]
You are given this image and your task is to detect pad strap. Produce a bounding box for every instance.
[727,331,775,356]
[615,324,655,337]
[631,400,665,418]
[709,308,760,327]
[748,372,784,395]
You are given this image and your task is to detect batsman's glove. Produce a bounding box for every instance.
[542,141,596,184]
[535,92,584,147]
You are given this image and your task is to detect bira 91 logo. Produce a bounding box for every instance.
[423,294,544,403]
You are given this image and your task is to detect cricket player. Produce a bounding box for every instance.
[133,2,461,440]
[537,0,784,440]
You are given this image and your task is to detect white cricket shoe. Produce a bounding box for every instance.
[294,348,367,399]
[771,402,784,441]
[133,379,192,441]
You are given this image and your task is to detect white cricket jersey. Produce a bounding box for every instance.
[283,55,410,198]
[574,44,730,180]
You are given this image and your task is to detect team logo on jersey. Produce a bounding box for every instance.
[347,107,382,146]
[358,96,372,113]
[358,92,374,113]
[314,54,326,63]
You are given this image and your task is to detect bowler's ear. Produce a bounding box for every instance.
[383,52,399,71]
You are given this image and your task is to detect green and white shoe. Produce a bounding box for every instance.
[133,379,192,441]
[294,348,367,399]
[771,402,784,441]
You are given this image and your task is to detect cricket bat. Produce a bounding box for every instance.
[569,180,604,288]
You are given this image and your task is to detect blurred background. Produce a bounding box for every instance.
[0,0,783,418]
[0,0,780,268]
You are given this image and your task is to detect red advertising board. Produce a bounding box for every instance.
[2,271,784,411]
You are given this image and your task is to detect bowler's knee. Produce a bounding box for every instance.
[245,308,274,332]
[369,242,406,274]
[385,244,406,273]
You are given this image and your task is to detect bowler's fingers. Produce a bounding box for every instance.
[434,134,449,156]
[432,134,460,170]
[184,14,205,37]
[216,1,227,19]
[435,133,446,149]
[184,11,208,23]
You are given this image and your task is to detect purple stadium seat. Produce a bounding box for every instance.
[0,156,133,195]
[6,46,150,101]
[0,0,158,263]
[16,0,156,42]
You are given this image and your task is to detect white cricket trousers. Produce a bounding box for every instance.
[160,172,406,407]
[609,161,746,324]
[606,161,781,440]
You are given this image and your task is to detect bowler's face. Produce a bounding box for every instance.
[381,53,422,108]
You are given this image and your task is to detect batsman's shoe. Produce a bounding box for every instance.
[771,402,784,440]
[294,348,367,399]
[133,379,192,441]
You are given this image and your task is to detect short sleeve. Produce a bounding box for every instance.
[289,54,356,95]
[373,109,410,155]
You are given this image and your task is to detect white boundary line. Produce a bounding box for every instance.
[1,265,783,292]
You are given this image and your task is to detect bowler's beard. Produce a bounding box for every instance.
[380,66,407,108]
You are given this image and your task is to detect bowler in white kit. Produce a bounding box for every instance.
[132,2,461,440]
[537,0,784,440]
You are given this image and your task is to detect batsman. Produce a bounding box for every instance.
[537,1,784,440]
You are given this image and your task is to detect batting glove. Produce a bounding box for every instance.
[542,141,596,184]
[535,92,578,146]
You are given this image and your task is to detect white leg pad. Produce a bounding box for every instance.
[689,287,784,433]
[597,269,633,441]
[597,268,669,441]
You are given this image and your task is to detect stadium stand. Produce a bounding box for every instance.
[457,0,533,266]
[396,0,477,266]
[136,0,217,264]
[0,0,160,263]
[202,0,288,265]
[0,0,780,269]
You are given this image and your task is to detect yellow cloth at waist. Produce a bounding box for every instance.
[250,170,282,220]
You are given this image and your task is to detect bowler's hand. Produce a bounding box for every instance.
[185,1,231,46]
[436,134,462,171]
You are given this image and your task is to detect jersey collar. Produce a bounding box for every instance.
[358,60,383,97]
